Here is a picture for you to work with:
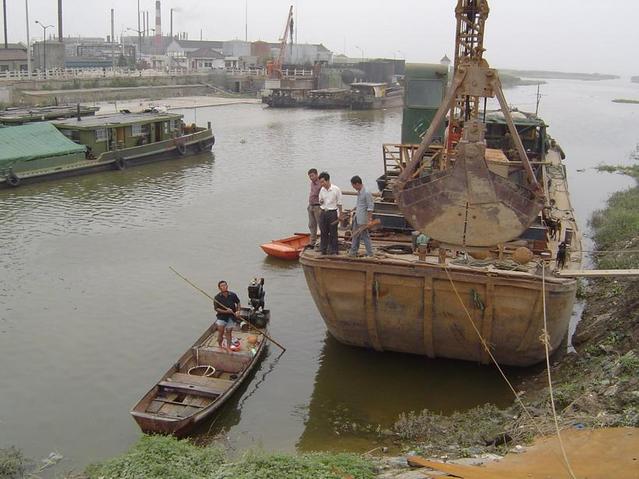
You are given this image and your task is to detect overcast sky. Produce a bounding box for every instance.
[4,0,637,76]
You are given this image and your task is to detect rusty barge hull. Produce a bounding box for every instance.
[300,253,576,367]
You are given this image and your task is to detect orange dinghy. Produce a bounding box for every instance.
[260,233,311,260]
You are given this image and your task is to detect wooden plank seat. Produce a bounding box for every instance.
[171,372,233,388]
[159,375,234,398]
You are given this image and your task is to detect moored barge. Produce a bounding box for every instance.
[0,111,214,188]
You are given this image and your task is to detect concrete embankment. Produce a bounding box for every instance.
[0,71,265,107]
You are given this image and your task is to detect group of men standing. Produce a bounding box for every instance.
[307,169,374,257]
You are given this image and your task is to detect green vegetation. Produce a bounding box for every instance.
[0,447,30,479]
[86,435,376,479]
[612,99,639,104]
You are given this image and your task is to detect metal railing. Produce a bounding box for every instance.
[0,66,314,82]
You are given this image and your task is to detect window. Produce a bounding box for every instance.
[164,121,169,134]
[169,119,176,131]
[0,65,8,72]
[131,124,143,136]
[95,128,107,142]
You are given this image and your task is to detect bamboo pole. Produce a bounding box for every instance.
[169,266,286,352]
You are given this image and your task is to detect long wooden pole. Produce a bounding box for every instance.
[169,267,286,352]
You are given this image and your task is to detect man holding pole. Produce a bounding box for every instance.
[348,175,374,257]
[213,280,241,351]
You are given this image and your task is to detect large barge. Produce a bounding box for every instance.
[300,0,582,367]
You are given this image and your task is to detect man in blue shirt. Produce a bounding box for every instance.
[214,280,242,351]
[348,175,374,257]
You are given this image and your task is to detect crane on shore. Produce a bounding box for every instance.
[267,5,294,79]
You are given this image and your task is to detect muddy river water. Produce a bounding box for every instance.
[0,78,637,474]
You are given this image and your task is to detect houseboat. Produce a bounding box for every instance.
[0,110,214,188]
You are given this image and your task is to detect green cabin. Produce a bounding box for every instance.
[52,112,185,157]
[401,64,449,144]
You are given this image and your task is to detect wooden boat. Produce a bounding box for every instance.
[131,320,267,436]
[0,110,214,188]
[260,232,311,260]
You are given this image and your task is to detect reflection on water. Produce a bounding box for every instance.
[296,334,514,452]
[0,79,637,474]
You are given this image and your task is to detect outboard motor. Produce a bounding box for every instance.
[246,278,269,328]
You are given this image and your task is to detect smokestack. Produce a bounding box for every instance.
[58,0,62,41]
[155,1,162,37]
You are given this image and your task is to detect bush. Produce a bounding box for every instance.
[0,447,29,479]
[86,435,225,479]
[215,452,376,479]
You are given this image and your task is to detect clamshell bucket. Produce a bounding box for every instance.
[397,122,544,246]
[394,59,544,247]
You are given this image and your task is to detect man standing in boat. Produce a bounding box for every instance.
[214,280,242,352]
[307,168,322,248]
[318,171,343,255]
[348,175,374,257]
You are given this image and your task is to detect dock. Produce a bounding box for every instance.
[556,269,639,278]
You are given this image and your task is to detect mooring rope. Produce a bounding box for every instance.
[541,262,578,479]
[442,267,544,435]
[444,266,579,477]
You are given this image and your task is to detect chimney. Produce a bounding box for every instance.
[155,1,162,47]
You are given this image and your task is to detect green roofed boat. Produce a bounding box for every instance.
[0,111,215,188]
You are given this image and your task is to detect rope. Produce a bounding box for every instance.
[444,267,580,477]
[541,263,578,479]
[442,267,544,435]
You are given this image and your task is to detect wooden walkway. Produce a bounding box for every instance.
[556,269,639,278]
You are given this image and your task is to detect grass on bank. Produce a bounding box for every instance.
[85,435,376,479]
[0,447,31,479]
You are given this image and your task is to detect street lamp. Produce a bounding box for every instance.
[35,20,54,74]
[126,27,152,63]
[354,45,364,62]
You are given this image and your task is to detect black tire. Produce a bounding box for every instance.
[6,172,20,187]
[114,157,127,170]
[196,141,207,152]
[176,142,187,155]
[210,135,215,146]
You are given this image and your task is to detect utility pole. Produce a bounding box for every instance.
[3,0,7,49]
[137,0,141,62]
[111,8,115,69]
[25,0,31,76]
[57,0,62,41]
[244,0,247,42]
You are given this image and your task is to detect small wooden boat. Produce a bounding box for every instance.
[130,317,267,436]
[260,232,311,260]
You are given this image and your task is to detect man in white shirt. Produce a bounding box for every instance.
[318,171,343,255]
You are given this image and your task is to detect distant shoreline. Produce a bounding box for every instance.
[612,99,639,104]
[501,69,620,81]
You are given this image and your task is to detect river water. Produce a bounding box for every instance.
[0,78,637,474]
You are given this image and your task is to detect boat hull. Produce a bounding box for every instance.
[300,253,577,367]
[260,233,310,260]
[131,320,267,436]
[0,129,215,189]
